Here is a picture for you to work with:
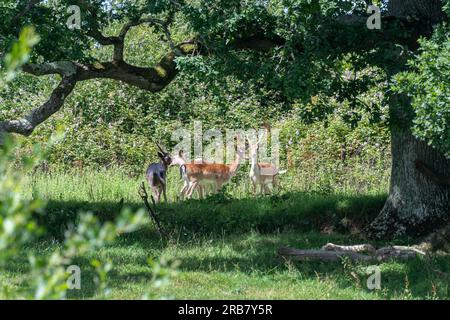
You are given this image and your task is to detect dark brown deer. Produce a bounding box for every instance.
[146,144,172,203]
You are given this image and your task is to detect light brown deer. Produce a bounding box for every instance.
[171,148,244,199]
[248,142,285,194]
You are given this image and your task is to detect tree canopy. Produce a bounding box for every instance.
[0,0,448,161]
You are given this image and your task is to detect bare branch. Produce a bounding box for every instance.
[138,182,169,240]
[76,40,201,90]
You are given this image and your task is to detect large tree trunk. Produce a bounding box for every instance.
[366,0,450,239]
[367,128,450,238]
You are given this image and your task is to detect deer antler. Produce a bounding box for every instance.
[156,143,165,153]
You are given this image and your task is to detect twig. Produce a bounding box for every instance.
[138,182,168,240]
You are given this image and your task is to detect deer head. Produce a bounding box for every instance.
[156,143,172,167]
[170,150,186,166]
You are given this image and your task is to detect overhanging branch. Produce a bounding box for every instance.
[0,77,76,136]
[4,12,437,138]
[113,17,175,62]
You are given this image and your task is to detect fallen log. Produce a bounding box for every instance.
[278,247,374,262]
[322,243,376,254]
[376,246,426,257]
[279,243,426,262]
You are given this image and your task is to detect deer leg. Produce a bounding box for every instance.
[185,183,193,199]
[198,184,204,199]
[180,182,188,201]
[194,184,201,199]
[251,180,257,195]
[215,181,222,194]
[157,187,162,203]
[264,183,271,194]
[163,185,168,203]
[187,181,199,199]
[272,175,278,189]
[153,187,160,203]
[192,182,200,199]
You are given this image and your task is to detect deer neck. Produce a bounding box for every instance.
[228,152,242,176]
[177,158,186,166]
[160,160,168,171]
[250,151,258,169]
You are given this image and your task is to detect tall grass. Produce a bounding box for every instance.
[22,162,389,237]
[5,161,448,300]
[26,159,390,204]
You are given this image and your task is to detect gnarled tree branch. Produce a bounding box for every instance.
[0,77,76,137]
[79,40,202,90]
[1,11,438,138]
[113,17,175,62]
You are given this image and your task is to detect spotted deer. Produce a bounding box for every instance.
[171,148,244,199]
[248,142,285,194]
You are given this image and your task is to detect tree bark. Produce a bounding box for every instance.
[367,128,450,238]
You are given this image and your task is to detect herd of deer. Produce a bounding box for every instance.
[146,143,285,202]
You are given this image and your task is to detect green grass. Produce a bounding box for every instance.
[2,168,448,300]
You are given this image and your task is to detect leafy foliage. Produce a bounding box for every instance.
[1,0,448,162]
[393,25,450,157]
[0,26,39,87]
[0,27,175,299]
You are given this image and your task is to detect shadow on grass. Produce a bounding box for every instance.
[4,228,449,299]
[13,191,448,299]
[118,231,450,299]
[68,231,450,299]
[40,191,387,237]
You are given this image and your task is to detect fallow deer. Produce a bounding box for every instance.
[170,154,212,199]
[171,148,244,199]
[146,144,172,203]
[248,142,285,194]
